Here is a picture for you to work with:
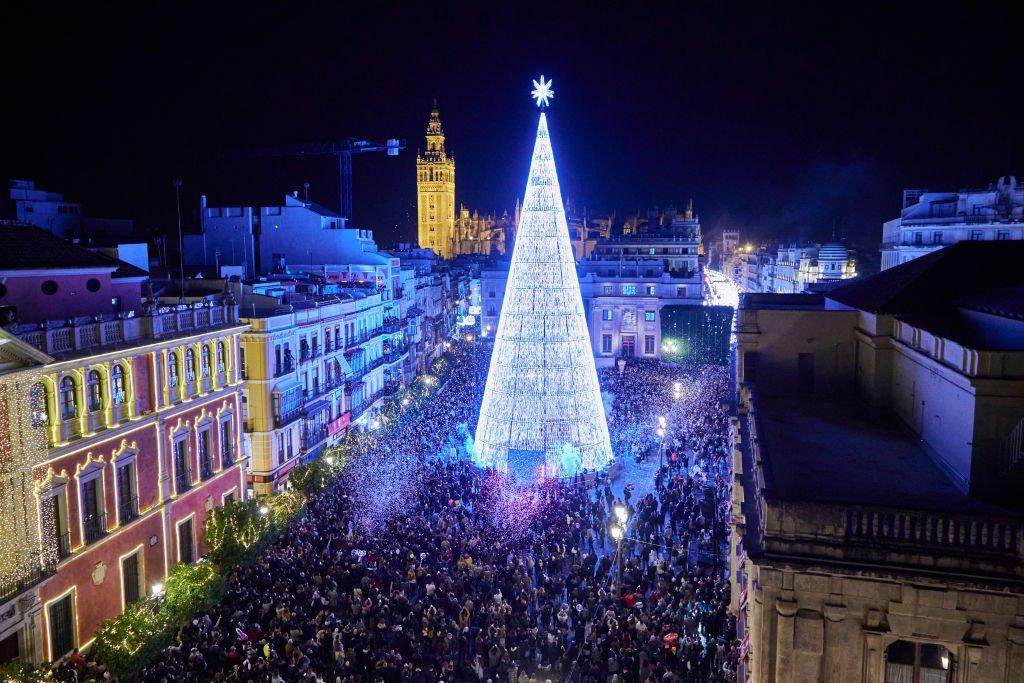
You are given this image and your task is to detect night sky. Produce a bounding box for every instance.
[2,3,1019,253]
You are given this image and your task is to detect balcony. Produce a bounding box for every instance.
[350,389,384,420]
[199,455,215,480]
[175,468,192,494]
[382,345,410,365]
[0,562,55,603]
[12,301,239,358]
[55,530,71,560]
[83,511,107,544]
[382,317,406,334]
[274,405,301,428]
[118,495,139,524]
[275,359,295,377]
[221,445,235,469]
[301,425,328,451]
[343,326,385,351]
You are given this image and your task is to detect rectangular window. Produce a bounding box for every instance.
[646,285,656,295]
[913,232,923,245]
[998,230,1010,240]
[177,518,195,564]
[81,478,105,543]
[49,493,71,560]
[970,230,983,241]
[601,334,612,354]
[601,310,613,321]
[116,461,137,524]
[287,430,294,458]
[121,551,142,606]
[676,286,686,297]
[239,346,247,380]
[621,285,637,296]
[48,593,76,660]
[199,429,214,479]
[644,311,656,322]
[648,247,656,255]
[602,284,613,295]
[173,438,191,493]
[645,335,655,354]
[278,433,286,466]
[932,231,942,245]
[221,419,234,468]
[224,491,236,505]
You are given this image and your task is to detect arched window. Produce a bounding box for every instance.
[168,353,179,386]
[201,345,212,378]
[216,342,226,373]
[185,348,196,382]
[111,365,126,405]
[60,377,78,421]
[885,640,952,683]
[87,370,103,412]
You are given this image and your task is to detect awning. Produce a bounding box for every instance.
[301,398,331,416]
[271,378,302,396]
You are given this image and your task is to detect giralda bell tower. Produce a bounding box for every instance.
[416,101,456,259]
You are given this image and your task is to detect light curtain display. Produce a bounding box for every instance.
[475,112,612,476]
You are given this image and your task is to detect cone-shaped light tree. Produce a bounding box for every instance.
[475,77,613,476]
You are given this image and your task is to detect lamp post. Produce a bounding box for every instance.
[611,504,629,598]
[656,417,667,468]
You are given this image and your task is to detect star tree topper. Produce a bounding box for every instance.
[531,75,553,108]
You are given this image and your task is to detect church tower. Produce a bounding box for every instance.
[416,102,456,259]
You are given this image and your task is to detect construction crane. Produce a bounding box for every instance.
[226,137,405,221]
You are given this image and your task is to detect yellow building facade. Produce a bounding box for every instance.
[416,104,456,259]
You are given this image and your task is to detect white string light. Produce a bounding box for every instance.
[476,102,612,476]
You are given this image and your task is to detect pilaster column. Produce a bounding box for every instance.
[775,598,798,681]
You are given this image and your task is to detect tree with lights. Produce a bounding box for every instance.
[475,76,613,476]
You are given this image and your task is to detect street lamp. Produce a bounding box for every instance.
[259,505,269,516]
[610,505,629,597]
[614,504,628,524]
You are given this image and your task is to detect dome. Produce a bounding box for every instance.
[818,242,849,261]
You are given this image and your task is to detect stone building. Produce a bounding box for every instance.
[415,104,456,259]
[881,176,1024,271]
[731,241,1024,682]
[0,224,247,663]
[415,105,514,259]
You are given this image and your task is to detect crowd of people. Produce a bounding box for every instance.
[63,342,739,682]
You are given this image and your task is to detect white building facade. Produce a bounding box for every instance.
[479,213,704,366]
[881,176,1024,271]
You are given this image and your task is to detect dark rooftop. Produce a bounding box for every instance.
[754,393,1020,516]
[827,241,1024,315]
[111,260,149,279]
[0,222,120,271]
[956,286,1024,321]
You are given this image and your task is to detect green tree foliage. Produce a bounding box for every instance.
[204,499,271,567]
[0,660,49,683]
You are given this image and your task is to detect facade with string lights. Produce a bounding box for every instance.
[0,223,248,664]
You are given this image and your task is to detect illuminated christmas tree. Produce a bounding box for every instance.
[475,76,613,477]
